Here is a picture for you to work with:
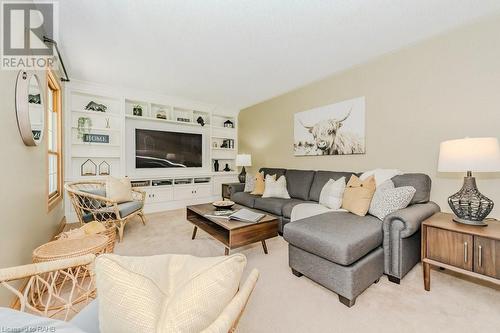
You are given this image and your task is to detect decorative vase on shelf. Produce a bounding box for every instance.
[223,163,231,172]
[213,160,219,172]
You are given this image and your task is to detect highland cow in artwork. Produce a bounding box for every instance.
[294,97,365,156]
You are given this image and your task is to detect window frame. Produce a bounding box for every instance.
[47,70,63,211]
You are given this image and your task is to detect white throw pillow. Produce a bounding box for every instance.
[369,180,416,220]
[244,172,258,192]
[262,175,290,199]
[360,169,403,187]
[319,177,346,210]
[106,176,133,203]
[95,253,247,333]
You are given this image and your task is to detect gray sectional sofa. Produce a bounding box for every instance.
[229,168,440,307]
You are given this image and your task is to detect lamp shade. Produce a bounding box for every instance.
[438,137,500,172]
[235,154,252,167]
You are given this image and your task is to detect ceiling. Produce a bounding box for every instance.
[59,0,500,109]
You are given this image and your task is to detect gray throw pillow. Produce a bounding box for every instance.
[244,172,258,192]
[369,180,416,220]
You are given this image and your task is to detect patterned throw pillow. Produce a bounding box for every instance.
[244,173,257,192]
[262,175,291,199]
[369,180,416,220]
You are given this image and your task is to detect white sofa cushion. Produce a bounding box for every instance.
[95,253,246,333]
[262,175,290,199]
[319,177,346,210]
[360,168,403,187]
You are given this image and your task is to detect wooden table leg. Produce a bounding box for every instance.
[191,226,198,240]
[224,248,229,256]
[261,240,268,254]
[423,262,431,291]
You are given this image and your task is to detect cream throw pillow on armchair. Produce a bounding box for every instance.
[105,176,133,203]
[95,253,247,333]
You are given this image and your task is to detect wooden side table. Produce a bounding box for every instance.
[421,212,500,291]
[222,182,241,200]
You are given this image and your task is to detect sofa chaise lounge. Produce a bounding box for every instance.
[230,168,440,306]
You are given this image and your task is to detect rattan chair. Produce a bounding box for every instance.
[65,181,147,242]
[0,254,96,320]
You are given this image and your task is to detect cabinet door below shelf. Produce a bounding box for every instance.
[426,227,473,271]
[474,236,500,279]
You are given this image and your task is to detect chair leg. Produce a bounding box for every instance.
[117,222,125,242]
[139,212,147,226]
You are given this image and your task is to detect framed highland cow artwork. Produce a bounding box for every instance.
[294,96,366,156]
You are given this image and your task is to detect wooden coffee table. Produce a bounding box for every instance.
[187,203,279,255]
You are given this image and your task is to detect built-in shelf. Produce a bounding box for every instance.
[72,154,121,159]
[72,143,121,147]
[73,110,121,118]
[211,126,235,131]
[65,83,240,220]
[71,126,120,132]
[125,114,206,127]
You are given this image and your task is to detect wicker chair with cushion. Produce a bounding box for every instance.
[65,181,147,242]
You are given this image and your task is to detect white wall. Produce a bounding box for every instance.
[239,14,500,217]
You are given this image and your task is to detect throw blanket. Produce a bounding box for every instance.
[291,203,347,222]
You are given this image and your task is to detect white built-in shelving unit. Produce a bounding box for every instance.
[64,81,239,220]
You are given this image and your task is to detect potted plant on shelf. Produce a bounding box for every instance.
[77,117,92,140]
[133,104,143,116]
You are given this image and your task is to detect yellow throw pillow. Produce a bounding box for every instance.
[106,176,133,203]
[341,175,376,216]
[251,172,275,195]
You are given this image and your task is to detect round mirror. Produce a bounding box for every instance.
[15,70,44,146]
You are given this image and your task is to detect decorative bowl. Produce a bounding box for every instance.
[212,200,235,209]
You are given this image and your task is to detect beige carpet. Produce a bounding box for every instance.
[115,210,500,333]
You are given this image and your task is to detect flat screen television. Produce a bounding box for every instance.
[135,129,202,168]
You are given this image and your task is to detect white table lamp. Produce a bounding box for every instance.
[438,137,500,225]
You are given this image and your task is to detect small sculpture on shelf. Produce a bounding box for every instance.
[224,119,234,128]
[133,104,143,116]
[28,93,41,104]
[223,163,231,172]
[84,101,107,112]
[98,161,110,176]
[196,116,205,126]
[81,159,97,176]
[156,110,167,119]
